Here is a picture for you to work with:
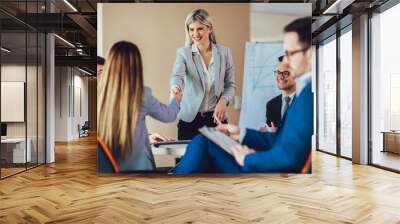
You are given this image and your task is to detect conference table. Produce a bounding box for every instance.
[152,140,189,168]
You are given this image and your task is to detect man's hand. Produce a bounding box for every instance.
[149,133,174,144]
[259,122,277,133]
[231,145,255,166]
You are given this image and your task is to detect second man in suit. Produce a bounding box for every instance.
[265,56,296,129]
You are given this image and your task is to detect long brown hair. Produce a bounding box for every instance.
[98,41,144,159]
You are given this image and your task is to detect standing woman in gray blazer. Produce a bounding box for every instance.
[170,9,236,140]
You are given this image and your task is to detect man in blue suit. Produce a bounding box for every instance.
[174,17,313,174]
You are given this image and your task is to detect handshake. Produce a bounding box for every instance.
[170,85,183,103]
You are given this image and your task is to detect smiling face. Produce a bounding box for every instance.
[276,62,296,91]
[188,21,212,46]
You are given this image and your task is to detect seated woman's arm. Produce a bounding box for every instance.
[145,88,180,122]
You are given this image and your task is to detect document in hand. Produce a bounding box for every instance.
[198,126,240,156]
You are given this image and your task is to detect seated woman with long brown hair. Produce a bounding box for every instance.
[98,41,181,172]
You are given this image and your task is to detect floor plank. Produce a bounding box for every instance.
[0,135,399,223]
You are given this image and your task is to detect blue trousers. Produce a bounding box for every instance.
[174,134,243,174]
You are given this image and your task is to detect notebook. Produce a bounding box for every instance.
[198,126,240,155]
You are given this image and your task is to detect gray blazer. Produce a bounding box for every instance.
[170,43,236,122]
[118,87,179,171]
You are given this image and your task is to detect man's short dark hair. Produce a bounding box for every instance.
[97,56,105,65]
[283,17,311,49]
[278,55,284,62]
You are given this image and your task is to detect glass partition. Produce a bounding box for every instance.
[317,36,337,155]
[371,3,400,171]
[1,31,28,177]
[339,28,352,158]
[0,1,46,179]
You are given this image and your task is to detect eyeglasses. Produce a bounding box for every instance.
[284,46,310,58]
[274,70,290,77]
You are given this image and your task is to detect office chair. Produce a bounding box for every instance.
[301,152,312,174]
[79,121,90,138]
[97,136,120,173]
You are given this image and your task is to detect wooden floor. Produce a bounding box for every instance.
[372,150,400,171]
[1,135,400,223]
[1,163,44,178]
[1,167,26,178]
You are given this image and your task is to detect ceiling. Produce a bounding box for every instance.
[0,0,394,74]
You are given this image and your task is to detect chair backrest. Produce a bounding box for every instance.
[97,136,120,173]
[301,152,312,174]
[82,121,90,129]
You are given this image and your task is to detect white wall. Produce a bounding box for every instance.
[54,67,89,141]
[1,65,34,137]
[1,65,26,81]
[250,13,304,42]
[1,66,26,130]
[55,67,69,141]
[74,74,89,123]
[97,3,103,57]
[250,3,311,42]
[1,64,46,164]
[72,73,89,138]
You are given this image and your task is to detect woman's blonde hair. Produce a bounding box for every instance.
[184,9,216,46]
[98,41,144,159]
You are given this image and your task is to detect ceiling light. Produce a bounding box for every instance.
[1,47,11,53]
[63,0,78,12]
[54,34,75,48]
[323,0,354,15]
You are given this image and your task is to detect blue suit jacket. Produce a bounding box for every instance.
[242,82,313,173]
